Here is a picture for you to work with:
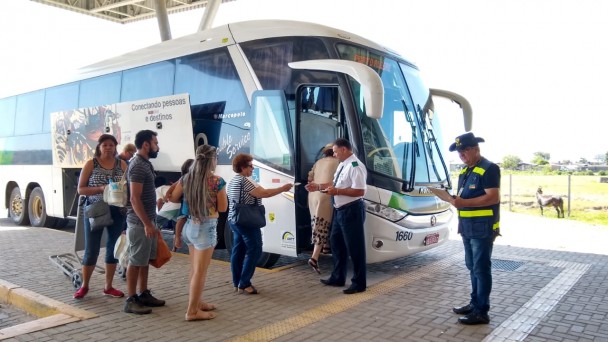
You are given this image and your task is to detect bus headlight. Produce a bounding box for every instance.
[364,199,407,222]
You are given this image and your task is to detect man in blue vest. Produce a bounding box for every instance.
[448,132,501,325]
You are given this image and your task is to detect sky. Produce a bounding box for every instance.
[1,0,607,164]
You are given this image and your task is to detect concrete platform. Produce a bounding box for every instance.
[1,211,607,342]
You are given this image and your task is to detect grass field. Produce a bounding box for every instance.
[453,174,608,227]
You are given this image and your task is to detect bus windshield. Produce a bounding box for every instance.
[337,44,449,189]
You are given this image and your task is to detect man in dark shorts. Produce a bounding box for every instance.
[123,130,166,314]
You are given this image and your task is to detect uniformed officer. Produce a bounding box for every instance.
[306,138,368,294]
[447,132,501,325]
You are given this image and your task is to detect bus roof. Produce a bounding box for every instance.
[3,20,411,97]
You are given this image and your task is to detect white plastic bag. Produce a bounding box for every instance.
[114,233,129,269]
[158,201,181,221]
[104,175,127,207]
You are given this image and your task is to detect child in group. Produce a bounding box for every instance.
[155,176,174,230]
[165,158,194,251]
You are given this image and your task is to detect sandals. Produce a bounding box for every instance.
[238,285,259,295]
[308,258,321,274]
[321,245,331,255]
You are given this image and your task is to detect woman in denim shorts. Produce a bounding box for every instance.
[169,145,227,321]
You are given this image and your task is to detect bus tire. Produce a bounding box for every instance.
[28,187,50,227]
[223,222,280,269]
[9,187,30,226]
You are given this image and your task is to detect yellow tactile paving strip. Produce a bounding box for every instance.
[230,253,463,342]
[0,279,96,340]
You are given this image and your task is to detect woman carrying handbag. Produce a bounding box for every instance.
[74,134,127,299]
[227,154,293,295]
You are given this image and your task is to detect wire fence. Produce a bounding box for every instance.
[452,173,608,220]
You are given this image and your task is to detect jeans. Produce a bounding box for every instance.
[229,221,262,289]
[82,205,125,266]
[462,236,494,314]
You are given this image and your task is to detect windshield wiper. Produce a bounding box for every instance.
[417,104,442,181]
[402,100,416,192]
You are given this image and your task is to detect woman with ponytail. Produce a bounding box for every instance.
[169,145,227,321]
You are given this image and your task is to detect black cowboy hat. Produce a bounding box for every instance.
[449,132,485,152]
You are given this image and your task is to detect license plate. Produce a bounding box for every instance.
[424,233,439,246]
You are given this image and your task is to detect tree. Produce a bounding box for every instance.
[605,151,608,164]
[502,155,522,170]
[531,152,550,165]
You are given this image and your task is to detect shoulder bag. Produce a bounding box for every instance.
[84,200,113,232]
[229,177,266,229]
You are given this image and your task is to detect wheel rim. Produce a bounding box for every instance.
[11,194,23,217]
[32,196,43,222]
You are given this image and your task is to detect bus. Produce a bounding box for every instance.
[0,20,472,267]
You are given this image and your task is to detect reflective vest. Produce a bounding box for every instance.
[457,158,500,239]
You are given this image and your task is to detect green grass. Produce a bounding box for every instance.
[453,173,608,227]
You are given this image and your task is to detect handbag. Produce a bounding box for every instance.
[150,230,172,268]
[84,200,114,231]
[103,167,128,207]
[230,177,266,229]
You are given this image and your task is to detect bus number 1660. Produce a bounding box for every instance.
[395,231,413,241]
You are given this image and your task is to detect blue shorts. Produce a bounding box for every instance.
[182,218,218,251]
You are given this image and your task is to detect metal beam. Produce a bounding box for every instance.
[198,0,220,31]
[90,0,143,13]
[154,0,172,41]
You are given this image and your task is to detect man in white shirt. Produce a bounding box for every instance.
[306,138,367,294]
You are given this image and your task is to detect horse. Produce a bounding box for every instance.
[536,187,565,218]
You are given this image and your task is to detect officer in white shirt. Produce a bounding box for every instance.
[306,138,367,294]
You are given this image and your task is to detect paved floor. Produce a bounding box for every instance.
[1,211,607,342]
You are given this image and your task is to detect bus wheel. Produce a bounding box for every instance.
[9,187,30,226]
[223,223,280,269]
[28,187,50,227]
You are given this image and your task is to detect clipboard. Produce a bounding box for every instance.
[427,187,454,203]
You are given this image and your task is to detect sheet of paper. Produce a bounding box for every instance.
[427,187,454,203]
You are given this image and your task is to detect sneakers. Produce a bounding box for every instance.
[123,296,152,315]
[103,287,125,298]
[73,286,89,299]
[138,289,165,307]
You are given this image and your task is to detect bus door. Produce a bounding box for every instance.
[294,85,342,252]
[249,90,298,257]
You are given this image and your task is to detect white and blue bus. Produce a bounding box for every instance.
[0,20,471,267]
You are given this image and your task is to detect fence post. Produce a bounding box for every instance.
[568,174,572,217]
[509,173,512,212]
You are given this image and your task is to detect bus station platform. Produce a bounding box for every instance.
[1,211,608,342]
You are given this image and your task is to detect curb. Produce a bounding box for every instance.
[0,279,96,340]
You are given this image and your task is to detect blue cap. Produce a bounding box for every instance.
[449,132,485,152]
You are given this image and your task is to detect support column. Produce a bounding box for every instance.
[154,0,172,41]
[198,0,221,31]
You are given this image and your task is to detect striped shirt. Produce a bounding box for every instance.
[227,175,260,221]
[86,158,124,204]
[126,154,157,226]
